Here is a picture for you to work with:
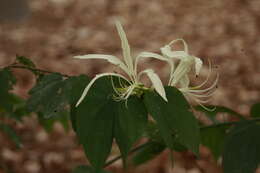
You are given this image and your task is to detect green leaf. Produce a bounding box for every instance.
[132,141,165,166]
[195,105,245,123]
[64,75,90,105]
[4,94,29,121]
[75,77,115,170]
[72,165,111,173]
[27,73,89,118]
[201,126,227,159]
[0,123,22,148]
[144,87,200,155]
[223,121,260,173]
[0,68,16,91]
[66,75,90,132]
[250,103,260,118]
[0,68,17,112]
[16,55,36,68]
[27,73,66,117]
[114,96,148,163]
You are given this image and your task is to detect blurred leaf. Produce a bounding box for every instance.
[223,121,260,173]
[0,123,22,148]
[0,68,17,112]
[72,165,111,173]
[4,94,29,121]
[195,105,245,123]
[144,87,200,155]
[250,103,260,118]
[0,68,16,91]
[16,55,36,68]
[132,141,165,166]
[76,77,115,170]
[37,111,69,132]
[114,96,148,164]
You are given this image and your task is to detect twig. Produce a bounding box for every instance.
[8,65,70,77]
[104,141,151,168]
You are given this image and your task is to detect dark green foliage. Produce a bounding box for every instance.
[201,126,227,159]
[223,121,260,173]
[0,123,22,148]
[72,165,111,173]
[0,68,17,112]
[76,77,116,170]
[16,55,36,68]
[132,141,165,166]
[75,77,148,170]
[27,73,89,118]
[2,94,29,121]
[114,96,148,163]
[37,111,70,132]
[27,73,67,117]
[250,103,260,118]
[144,87,200,155]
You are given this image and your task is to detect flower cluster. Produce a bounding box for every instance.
[74,21,218,108]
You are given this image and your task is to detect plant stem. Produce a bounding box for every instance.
[103,141,151,168]
[8,65,70,77]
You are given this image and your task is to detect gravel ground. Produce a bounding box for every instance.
[0,0,260,173]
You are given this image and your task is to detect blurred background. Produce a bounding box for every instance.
[0,0,260,173]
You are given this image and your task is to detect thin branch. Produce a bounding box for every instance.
[8,65,70,77]
[104,141,151,168]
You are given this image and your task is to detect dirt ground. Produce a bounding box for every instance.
[0,0,260,173]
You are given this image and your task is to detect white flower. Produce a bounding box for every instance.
[74,21,169,107]
[161,39,218,109]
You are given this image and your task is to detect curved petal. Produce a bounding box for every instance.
[170,58,194,86]
[75,72,130,107]
[138,69,168,102]
[134,51,173,72]
[160,45,188,59]
[194,57,203,76]
[169,38,189,53]
[115,21,134,74]
[74,54,130,76]
[179,74,190,88]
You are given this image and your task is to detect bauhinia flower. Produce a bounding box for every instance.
[160,39,218,109]
[74,21,169,107]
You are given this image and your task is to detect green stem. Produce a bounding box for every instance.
[8,65,70,77]
[104,117,260,168]
[103,141,151,168]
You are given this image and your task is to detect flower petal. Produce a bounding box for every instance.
[160,45,188,59]
[194,57,203,76]
[76,72,130,107]
[135,51,172,71]
[138,69,168,102]
[134,52,175,86]
[169,38,189,53]
[170,57,193,86]
[74,54,130,76]
[115,21,134,74]
[179,74,190,88]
